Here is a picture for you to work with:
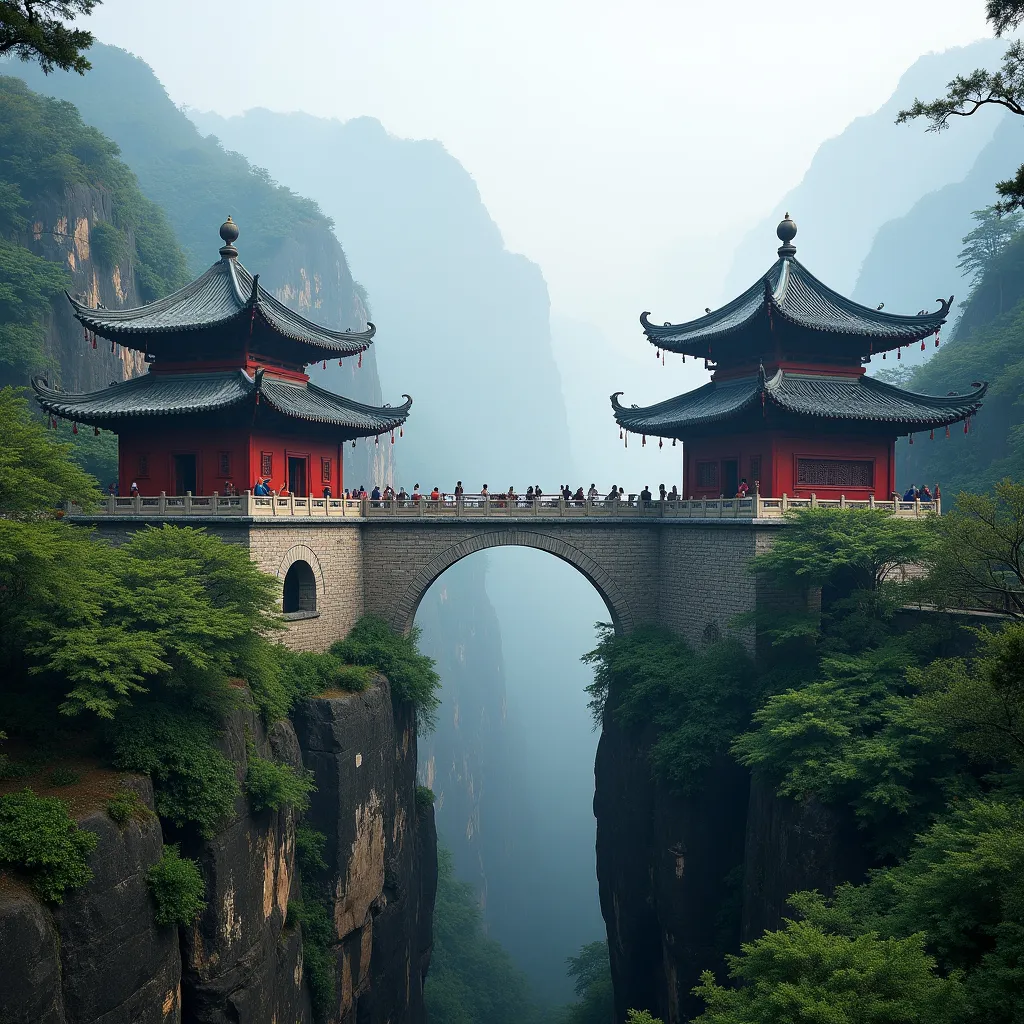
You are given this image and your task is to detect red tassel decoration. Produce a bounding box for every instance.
[642,434,647,446]
[94,427,99,436]
[51,417,57,429]
[946,425,950,438]
[92,333,97,349]
[338,360,343,367]
[921,339,926,351]
[358,353,362,368]
[909,434,914,444]
[375,435,379,446]
[619,428,623,440]
[964,419,969,434]
[323,361,327,369]
[659,438,663,449]
[390,432,395,444]
[929,429,934,440]
[935,330,940,348]
[83,327,88,342]
[399,426,403,438]
[72,422,78,435]
[352,440,356,448]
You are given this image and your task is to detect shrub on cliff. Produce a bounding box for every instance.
[244,745,314,813]
[582,625,756,793]
[332,615,440,729]
[146,844,206,926]
[0,788,97,901]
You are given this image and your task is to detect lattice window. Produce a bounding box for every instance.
[261,452,273,478]
[796,458,873,488]
[749,456,761,488]
[137,453,149,478]
[218,451,231,477]
[696,461,718,488]
[321,457,332,482]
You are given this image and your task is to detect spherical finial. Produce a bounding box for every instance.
[777,212,797,257]
[219,215,239,258]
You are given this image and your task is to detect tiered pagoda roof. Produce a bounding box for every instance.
[612,214,985,440]
[611,366,986,436]
[67,217,375,368]
[37,218,412,442]
[33,369,412,435]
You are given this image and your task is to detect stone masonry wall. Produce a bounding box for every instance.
[247,522,365,651]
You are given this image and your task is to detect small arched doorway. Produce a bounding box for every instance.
[282,559,317,616]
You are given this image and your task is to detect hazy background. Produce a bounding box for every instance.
[49,0,1007,1006]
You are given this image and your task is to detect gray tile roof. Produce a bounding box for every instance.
[611,369,987,435]
[33,369,412,435]
[68,257,375,358]
[640,258,952,354]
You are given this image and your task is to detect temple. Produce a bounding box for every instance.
[34,218,411,497]
[611,215,987,501]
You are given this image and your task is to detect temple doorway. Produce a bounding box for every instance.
[288,456,308,496]
[722,458,738,498]
[173,453,197,495]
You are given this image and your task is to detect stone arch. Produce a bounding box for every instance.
[388,529,636,635]
[277,544,325,615]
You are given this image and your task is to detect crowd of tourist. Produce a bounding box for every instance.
[334,482,686,504]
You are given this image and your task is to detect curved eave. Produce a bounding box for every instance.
[641,257,951,354]
[610,373,988,436]
[259,380,413,435]
[32,371,256,427]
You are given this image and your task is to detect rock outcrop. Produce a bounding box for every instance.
[0,682,435,1024]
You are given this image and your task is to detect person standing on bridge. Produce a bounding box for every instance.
[588,483,598,500]
[606,484,618,501]
[431,486,441,500]
[481,484,489,499]
[371,485,382,502]
[659,484,667,501]
[412,484,421,502]
[640,485,652,503]
[454,481,464,500]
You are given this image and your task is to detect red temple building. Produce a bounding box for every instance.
[612,215,987,501]
[34,219,411,497]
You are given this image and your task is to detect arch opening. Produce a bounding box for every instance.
[388,529,634,636]
[282,559,317,616]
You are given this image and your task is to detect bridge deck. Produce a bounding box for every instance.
[76,493,940,519]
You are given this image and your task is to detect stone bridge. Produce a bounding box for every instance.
[79,499,801,651]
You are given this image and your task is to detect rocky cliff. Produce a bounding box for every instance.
[0,680,434,1024]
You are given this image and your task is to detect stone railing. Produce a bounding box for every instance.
[74,492,941,520]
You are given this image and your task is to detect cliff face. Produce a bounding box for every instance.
[25,182,148,391]
[0,682,434,1024]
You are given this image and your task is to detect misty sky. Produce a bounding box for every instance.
[86,1,988,336]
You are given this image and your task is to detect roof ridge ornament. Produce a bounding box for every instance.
[219,215,239,259]
[777,212,797,258]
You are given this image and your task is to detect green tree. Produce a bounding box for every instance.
[425,846,541,1024]
[557,941,614,1024]
[923,479,1024,616]
[692,915,966,1024]
[957,207,1024,313]
[0,1,100,75]
[897,2,1024,211]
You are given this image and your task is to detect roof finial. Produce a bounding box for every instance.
[777,212,797,258]
[219,215,239,259]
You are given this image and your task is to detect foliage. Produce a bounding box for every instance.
[332,616,440,729]
[244,745,313,813]
[957,206,1023,286]
[626,1014,663,1024]
[0,0,99,74]
[108,702,239,838]
[64,423,117,487]
[146,844,206,927]
[246,645,371,725]
[290,896,335,1021]
[295,824,327,873]
[0,75,188,383]
[924,479,1024,615]
[897,3,1024,212]
[425,846,541,1024]
[105,785,149,826]
[554,941,614,1024]
[0,787,97,901]
[692,914,965,1024]
[415,785,435,814]
[583,625,756,792]
[0,236,66,381]
[0,387,100,510]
